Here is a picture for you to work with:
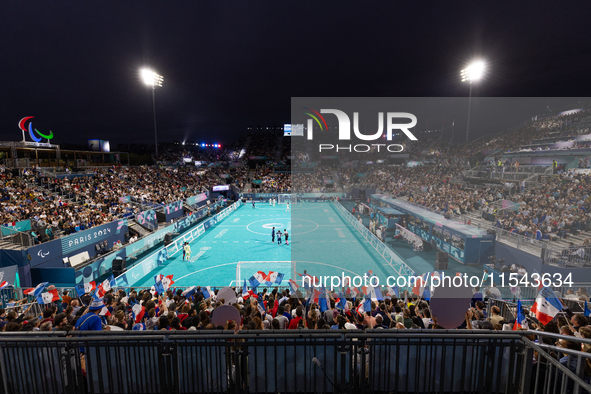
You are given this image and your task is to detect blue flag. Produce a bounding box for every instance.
[319,287,328,313]
[154,281,165,295]
[257,298,266,316]
[363,296,372,314]
[248,275,260,288]
[75,284,86,297]
[337,292,347,310]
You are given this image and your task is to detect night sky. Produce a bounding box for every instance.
[2,2,591,146]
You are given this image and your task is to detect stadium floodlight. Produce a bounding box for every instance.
[140,68,163,87]
[460,60,486,143]
[140,68,163,159]
[461,61,485,83]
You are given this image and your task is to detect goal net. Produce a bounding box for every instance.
[278,194,297,205]
[235,261,296,287]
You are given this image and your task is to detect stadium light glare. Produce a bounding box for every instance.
[139,68,164,159]
[140,68,163,87]
[461,61,485,83]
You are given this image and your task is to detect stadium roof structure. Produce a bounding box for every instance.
[371,194,489,237]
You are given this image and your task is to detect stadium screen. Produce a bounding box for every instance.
[212,185,230,191]
[283,124,292,136]
[284,124,304,137]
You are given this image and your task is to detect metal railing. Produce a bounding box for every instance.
[544,245,591,267]
[333,201,416,277]
[1,330,590,394]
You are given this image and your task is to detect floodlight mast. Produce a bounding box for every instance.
[140,68,163,159]
[461,61,485,144]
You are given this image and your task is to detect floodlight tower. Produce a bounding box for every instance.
[140,68,164,159]
[460,61,485,144]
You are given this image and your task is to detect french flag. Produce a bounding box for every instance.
[318,287,329,312]
[386,286,399,298]
[76,281,96,297]
[98,275,115,297]
[24,282,48,296]
[356,297,371,316]
[100,307,111,317]
[257,298,266,316]
[0,281,10,291]
[154,281,165,295]
[360,270,374,294]
[530,286,563,325]
[37,289,60,304]
[288,279,299,293]
[347,287,360,298]
[132,304,146,323]
[182,286,197,298]
[203,286,214,299]
[308,288,321,305]
[249,271,265,288]
[266,272,284,285]
[336,292,347,310]
[161,275,175,290]
[365,285,383,301]
[412,273,429,297]
[513,300,528,330]
[242,280,257,300]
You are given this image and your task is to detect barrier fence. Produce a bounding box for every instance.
[333,201,416,278]
[0,330,590,394]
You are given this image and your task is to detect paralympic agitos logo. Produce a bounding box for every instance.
[18,116,54,142]
[303,108,417,153]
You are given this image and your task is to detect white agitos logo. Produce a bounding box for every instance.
[37,250,50,258]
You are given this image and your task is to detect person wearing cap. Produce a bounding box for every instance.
[75,299,109,332]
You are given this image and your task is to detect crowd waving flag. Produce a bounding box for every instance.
[412,273,430,298]
[132,304,146,323]
[37,289,60,304]
[364,283,384,301]
[386,285,399,298]
[154,280,165,295]
[155,274,175,291]
[0,281,10,291]
[24,282,48,297]
[203,286,214,299]
[288,279,299,293]
[182,286,197,298]
[530,286,563,325]
[257,298,266,316]
[75,281,96,297]
[242,279,257,299]
[513,300,529,330]
[98,276,116,297]
[249,271,266,288]
[265,271,285,286]
[356,296,371,316]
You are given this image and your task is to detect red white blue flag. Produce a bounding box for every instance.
[530,286,562,325]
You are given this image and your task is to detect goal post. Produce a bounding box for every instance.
[235,261,296,287]
[278,194,297,205]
